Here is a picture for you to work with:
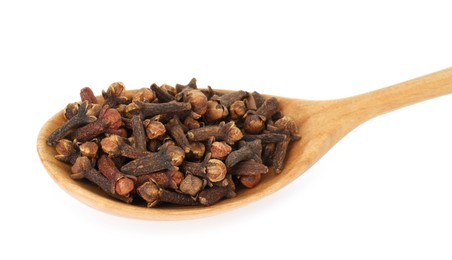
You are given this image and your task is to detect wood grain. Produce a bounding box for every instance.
[37,68,452,220]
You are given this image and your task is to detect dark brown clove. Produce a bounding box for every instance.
[243,97,279,134]
[183,115,202,129]
[121,144,185,176]
[206,159,227,183]
[72,106,123,142]
[101,134,151,159]
[272,116,299,173]
[225,139,262,168]
[137,181,198,207]
[98,155,136,196]
[135,172,171,189]
[231,160,268,176]
[212,90,247,108]
[166,116,190,153]
[198,186,229,206]
[151,83,175,103]
[71,157,132,203]
[47,101,97,145]
[131,115,147,151]
[102,82,129,108]
[132,101,191,118]
[187,121,243,145]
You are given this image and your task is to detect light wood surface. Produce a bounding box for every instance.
[37,68,452,220]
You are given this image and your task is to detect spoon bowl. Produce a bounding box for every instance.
[37,68,452,220]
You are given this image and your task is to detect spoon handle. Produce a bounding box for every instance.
[337,67,452,125]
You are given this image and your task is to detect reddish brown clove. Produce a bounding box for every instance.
[187,142,206,161]
[98,155,136,196]
[71,157,132,203]
[144,119,166,139]
[206,159,227,183]
[240,173,262,188]
[135,172,171,189]
[72,106,123,142]
[80,87,98,104]
[198,186,229,206]
[210,141,232,160]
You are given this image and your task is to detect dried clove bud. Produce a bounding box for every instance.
[131,115,147,151]
[213,90,247,108]
[166,116,191,153]
[180,174,203,196]
[187,142,206,161]
[225,139,262,168]
[243,97,279,134]
[204,100,229,123]
[231,160,268,176]
[80,87,98,104]
[144,119,166,139]
[121,144,185,176]
[187,121,243,145]
[137,181,198,207]
[131,101,191,118]
[135,172,171,189]
[229,100,246,120]
[198,186,229,206]
[47,101,97,145]
[183,116,202,129]
[101,134,151,159]
[102,82,129,108]
[71,157,132,203]
[243,133,287,143]
[210,141,232,160]
[151,83,175,103]
[240,173,262,188]
[206,159,227,183]
[98,155,136,196]
[55,139,79,164]
[79,141,99,159]
[72,106,123,142]
[132,87,155,103]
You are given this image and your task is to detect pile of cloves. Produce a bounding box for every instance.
[47,79,300,207]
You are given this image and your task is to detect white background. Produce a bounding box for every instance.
[1,0,452,259]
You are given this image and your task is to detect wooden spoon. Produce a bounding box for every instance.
[37,68,452,220]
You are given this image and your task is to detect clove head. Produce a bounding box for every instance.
[145,120,166,139]
[165,145,186,167]
[206,159,227,183]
